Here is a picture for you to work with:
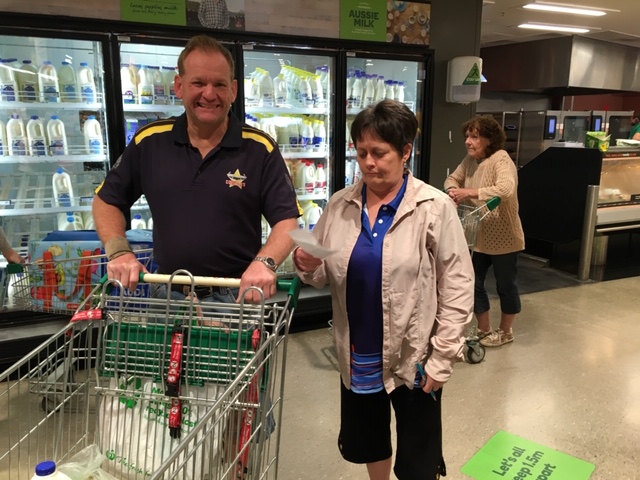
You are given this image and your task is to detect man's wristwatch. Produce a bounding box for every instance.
[253,256,278,272]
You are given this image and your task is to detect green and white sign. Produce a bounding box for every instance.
[461,431,595,480]
[340,0,386,41]
[463,63,482,85]
[121,0,186,26]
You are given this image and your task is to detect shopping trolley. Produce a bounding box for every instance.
[458,196,501,365]
[0,270,301,480]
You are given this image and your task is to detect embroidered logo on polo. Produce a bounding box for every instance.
[226,169,247,189]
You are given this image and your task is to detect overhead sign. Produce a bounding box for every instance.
[461,431,596,480]
[121,0,186,26]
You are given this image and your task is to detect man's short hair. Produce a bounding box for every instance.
[177,34,235,79]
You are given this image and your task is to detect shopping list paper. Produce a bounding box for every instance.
[288,229,338,259]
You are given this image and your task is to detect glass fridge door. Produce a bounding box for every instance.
[242,47,334,275]
[0,33,110,261]
[345,55,425,184]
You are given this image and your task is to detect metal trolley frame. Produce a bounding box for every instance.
[0,271,301,480]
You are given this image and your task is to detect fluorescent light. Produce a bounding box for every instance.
[519,23,589,33]
[523,3,606,17]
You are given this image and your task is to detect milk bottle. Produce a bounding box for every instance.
[300,75,313,107]
[120,63,137,104]
[345,159,355,186]
[273,74,287,107]
[0,59,18,102]
[32,460,71,480]
[303,160,316,194]
[287,120,300,151]
[27,116,46,157]
[81,211,95,230]
[346,69,355,107]
[396,81,405,103]
[57,212,82,231]
[162,66,176,104]
[304,203,323,232]
[137,65,154,105]
[351,73,363,109]
[0,119,5,156]
[7,115,26,156]
[39,61,60,103]
[384,80,395,100]
[58,61,77,103]
[47,116,68,156]
[130,214,146,229]
[364,74,375,107]
[83,115,103,155]
[125,116,138,146]
[149,66,166,105]
[375,75,386,102]
[259,69,274,107]
[293,160,306,195]
[18,60,38,102]
[301,120,314,151]
[354,161,362,183]
[313,119,326,152]
[77,62,96,103]
[147,217,153,230]
[314,163,327,195]
[310,74,324,107]
[52,168,74,208]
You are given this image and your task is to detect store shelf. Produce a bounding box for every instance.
[123,104,184,113]
[296,193,326,201]
[0,101,104,110]
[0,154,107,164]
[282,150,328,159]
[245,106,329,115]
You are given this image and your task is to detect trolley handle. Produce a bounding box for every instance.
[486,196,501,211]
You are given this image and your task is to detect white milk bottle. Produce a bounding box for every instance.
[310,74,324,108]
[52,168,74,208]
[7,115,26,156]
[364,74,375,107]
[384,80,395,100]
[287,120,300,151]
[32,460,71,480]
[47,115,68,156]
[81,211,95,230]
[57,212,83,231]
[137,65,154,105]
[18,60,38,102]
[301,120,314,151]
[313,119,326,152]
[293,160,306,195]
[259,69,274,107]
[300,75,313,107]
[345,159,355,186]
[162,66,176,104]
[375,75,386,102]
[346,69,355,108]
[120,63,137,104]
[314,163,327,195]
[58,61,77,103]
[147,216,153,230]
[39,61,60,103]
[27,116,47,157]
[304,203,323,232]
[354,161,362,183]
[351,73,363,109]
[149,66,166,105]
[0,59,18,101]
[131,214,146,229]
[273,74,287,106]
[396,81,405,103]
[83,115,103,155]
[303,160,316,194]
[77,62,96,103]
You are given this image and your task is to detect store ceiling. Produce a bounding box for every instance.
[481,1,640,47]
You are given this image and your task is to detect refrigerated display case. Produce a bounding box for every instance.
[344,53,427,184]
[0,32,111,262]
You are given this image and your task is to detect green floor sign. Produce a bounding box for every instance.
[462,431,595,479]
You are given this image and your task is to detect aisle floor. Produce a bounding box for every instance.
[277,276,640,479]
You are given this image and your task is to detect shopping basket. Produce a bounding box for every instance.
[0,271,301,480]
[457,196,501,365]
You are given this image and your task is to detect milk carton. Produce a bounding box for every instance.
[47,115,68,156]
[26,116,47,157]
[77,62,96,103]
[17,60,38,102]
[39,61,60,103]
[7,115,26,156]
[83,116,102,155]
[137,65,154,105]
[0,59,18,101]
[58,61,77,103]
[120,63,137,104]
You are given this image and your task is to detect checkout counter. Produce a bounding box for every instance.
[518,146,640,280]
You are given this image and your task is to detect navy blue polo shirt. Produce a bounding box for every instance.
[347,174,408,394]
[97,113,300,278]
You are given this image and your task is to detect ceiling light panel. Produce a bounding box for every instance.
[518,23,590,33]
[523,3,606,16]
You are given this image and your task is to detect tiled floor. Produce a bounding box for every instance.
[277,275,640,479]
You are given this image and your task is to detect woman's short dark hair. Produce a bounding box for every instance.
[461,116,506,158]
[351,100,418,156]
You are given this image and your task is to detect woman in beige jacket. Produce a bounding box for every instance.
[295,100,474,480]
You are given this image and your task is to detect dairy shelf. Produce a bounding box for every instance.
[0,100,104,110]
[245,106,330,115]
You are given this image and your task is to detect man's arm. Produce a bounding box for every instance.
[93,195,146,290]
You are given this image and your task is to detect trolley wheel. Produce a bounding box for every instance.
[466,342,485,364]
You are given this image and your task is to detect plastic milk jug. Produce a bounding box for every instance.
[81,211,95,230]
[311,74,323,107]
[18,60,38,102]
[303,160,316,194]
[32,460,71,480]
[47,115,68,156]
[77,62,96,103]
[384,80,395,100]
[0,59,18,101]
[137,65,154,105]
[313,120,326,152]
[162,66,176,103]
[301,120,314,151]
[351,73,363,109]
[57,212,82,231]
[83,116,102,155]
[364,74,375,107]
[27,116,47,157]
[396,81,405,103]
[0,120,5,156]
[259,70,274,107]
[314,163,327,195]
[131,214,146,230]
[147,217,153,230]
[149,66,166,105]
[304,203,323,232]
[7,115,26,156]
[354,161,362,183]
[375,75,386,102]
[345,159,355,186]
[293,160,306,194]
[273,74,287,106]
[52,168,74,208]
[287,121,300,151]
[300,76,313,107]
[58,61,77,103]
[39,61,60,102]
[120,63,137,104]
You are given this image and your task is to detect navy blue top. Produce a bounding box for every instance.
[346,174,408,393]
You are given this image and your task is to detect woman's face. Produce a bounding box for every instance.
[465,128,490,160]
[355,130,410,194]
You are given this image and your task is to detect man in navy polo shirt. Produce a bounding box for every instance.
[93,35,300,303]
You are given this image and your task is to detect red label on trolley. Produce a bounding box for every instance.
[165,327,184,398]
[168,398,182,439]
[70,309,104,322]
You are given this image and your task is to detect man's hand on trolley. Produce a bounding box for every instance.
[238,261,277,303]
[107,252,148,292]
